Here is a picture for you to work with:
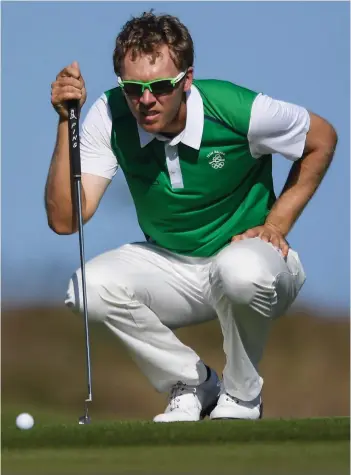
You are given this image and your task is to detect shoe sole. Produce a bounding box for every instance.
[211,402,264,420]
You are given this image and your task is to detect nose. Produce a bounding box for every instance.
[139,88,156,106]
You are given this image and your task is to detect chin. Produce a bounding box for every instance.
[139,120,164,134]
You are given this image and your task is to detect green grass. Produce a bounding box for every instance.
[2,417,349,449]
[2,417,349,474]
[2,442,350,474]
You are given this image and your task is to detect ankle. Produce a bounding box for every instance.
[205,365,211,382]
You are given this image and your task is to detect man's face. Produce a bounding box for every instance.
[120,44,193,134]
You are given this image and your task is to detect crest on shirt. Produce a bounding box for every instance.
[207,150,226,169]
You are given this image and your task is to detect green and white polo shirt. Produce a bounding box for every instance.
[80,80,310,257]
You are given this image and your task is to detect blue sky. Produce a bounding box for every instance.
[1,1,350,315]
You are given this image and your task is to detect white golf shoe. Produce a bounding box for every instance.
[153,368,220,423]
[210,388,263,420]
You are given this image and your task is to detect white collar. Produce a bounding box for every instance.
[137,84,204,150]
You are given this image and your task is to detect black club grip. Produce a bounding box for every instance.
[67,100,81,178]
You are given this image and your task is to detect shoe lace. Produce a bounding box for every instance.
[222,388,260,408]
[225,393,239,404]
[219,381,240,404]
[169,382,196,411]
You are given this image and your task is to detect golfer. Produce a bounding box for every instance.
[46,12,337,422]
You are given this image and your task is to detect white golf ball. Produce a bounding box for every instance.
[16,413,34,430]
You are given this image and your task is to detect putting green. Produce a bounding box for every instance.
[2,442,349,474]
[2,417,349,474]
[2,417,349,449]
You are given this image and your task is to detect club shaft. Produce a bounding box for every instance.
[67,100,93,407]
[74,178,93,402]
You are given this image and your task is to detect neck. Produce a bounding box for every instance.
[160,98,187,137]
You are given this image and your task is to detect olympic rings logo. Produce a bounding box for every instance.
[208,152,226,169]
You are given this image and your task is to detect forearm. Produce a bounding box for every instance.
[265,133,337,236]
[45,118,86,234]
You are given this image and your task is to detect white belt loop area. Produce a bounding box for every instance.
[164,143,184,189]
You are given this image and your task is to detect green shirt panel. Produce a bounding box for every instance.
[194,79,258,136]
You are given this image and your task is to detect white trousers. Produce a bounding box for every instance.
[65,237,306,401]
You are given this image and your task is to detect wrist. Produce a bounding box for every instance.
[264,219,289,236]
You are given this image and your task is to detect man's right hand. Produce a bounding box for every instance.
[51,61,87,120]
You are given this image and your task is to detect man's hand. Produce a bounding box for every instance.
[231,223,289,257]
[51,61,87,120]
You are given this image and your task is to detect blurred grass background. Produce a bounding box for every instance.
[3,442,349,475]
[2,305,349,422]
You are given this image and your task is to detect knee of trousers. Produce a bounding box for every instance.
[64,266,133,323]
[210,244,277,312]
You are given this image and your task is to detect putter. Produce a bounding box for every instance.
[67,99,93,425]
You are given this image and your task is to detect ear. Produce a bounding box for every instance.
[183,67,194,92]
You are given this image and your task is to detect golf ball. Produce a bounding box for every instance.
[16,413,34,430]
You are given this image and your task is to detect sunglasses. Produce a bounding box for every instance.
[117,71,187,97]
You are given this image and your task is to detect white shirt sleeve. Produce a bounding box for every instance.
[248,93,311,161]
[80,94,118,179]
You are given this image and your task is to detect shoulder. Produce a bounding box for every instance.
[194,79,259,105]
[249,93,310,141]
[103,86,131,120]
[248,94,310,160]
[82,86,130,131]
[193,79,260,135]
[81,93,111,133]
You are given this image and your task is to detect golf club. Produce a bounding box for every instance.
[67,99,92,425]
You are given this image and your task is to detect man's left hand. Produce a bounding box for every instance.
[231,223,290,258]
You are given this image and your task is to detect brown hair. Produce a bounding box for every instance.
[113,11,194,76]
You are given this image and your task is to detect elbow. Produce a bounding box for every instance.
[45,199,77,235]
[45,199,91,235]
[51,226,77,236]
[307,113,338,159]
[315,115,338,156]
[45,208,77,235]
[320,123,338,164]
[332,127,338,150]
[47,218,77,235]
[324,123,338,164]
[321,116,338,153]
[326,121,338,150]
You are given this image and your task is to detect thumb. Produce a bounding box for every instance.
[71,61,81,76]
[243,227,259,238]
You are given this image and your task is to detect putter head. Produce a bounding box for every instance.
[78,414,91,425]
